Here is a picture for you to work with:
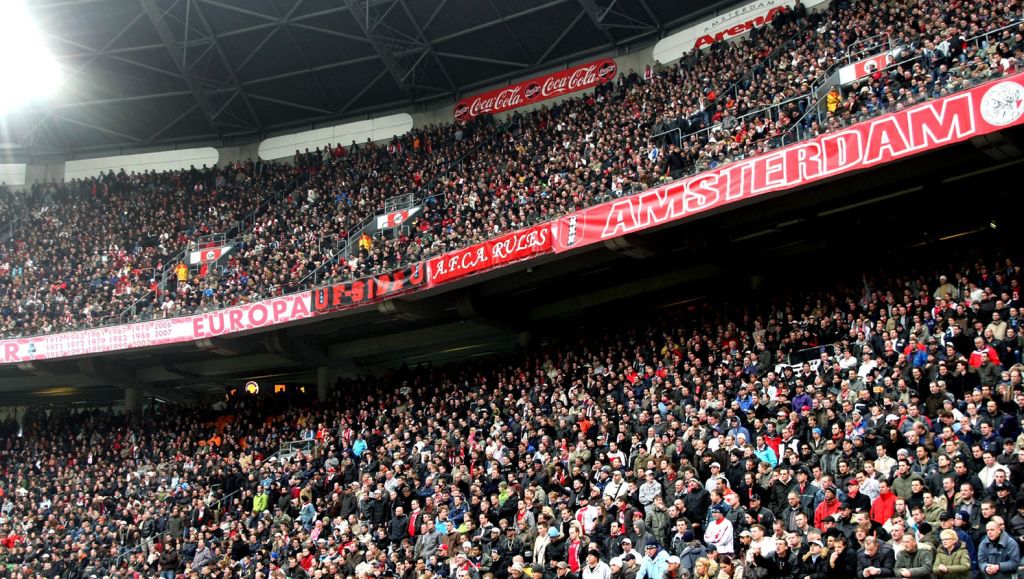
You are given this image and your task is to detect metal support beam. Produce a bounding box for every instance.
[140,0,233,135]
[54,115,144,142]
[396,0,457,93]
[247,94,332,115]
[483,0,536,65]
[148,103,201,141]
[340,69,388,113]
[434,52,528,69]
[187,0,261,130]
[636,0,662,30]
[242,55,379,86]
[535,11,586,65]
[342,0,422,100]
[431,0,574,44]
[576,0,618,48]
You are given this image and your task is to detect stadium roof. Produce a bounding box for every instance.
[3,0,716,156]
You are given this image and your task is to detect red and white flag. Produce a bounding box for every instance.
[188,245,234,265]
[376,206,421,229]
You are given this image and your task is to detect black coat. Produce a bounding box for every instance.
[855,546,895,579]
[754,550,800,579]
[799,553,829,579]
[826,547,857,579]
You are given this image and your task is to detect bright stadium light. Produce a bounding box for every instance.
[0,0,62,115]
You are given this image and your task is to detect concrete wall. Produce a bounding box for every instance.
[257,113,415,161]
[217,142,262,166]
[0,164,26,188]
[21,161,64,191]
[64,147,220,180]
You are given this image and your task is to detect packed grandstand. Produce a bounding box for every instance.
[0,0,1023,577]
[1,250,1022,578]
[0,0,1020,338]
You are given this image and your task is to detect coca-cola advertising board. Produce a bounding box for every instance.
[453,59,617,121]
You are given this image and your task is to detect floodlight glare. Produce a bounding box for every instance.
[0,0,62,115]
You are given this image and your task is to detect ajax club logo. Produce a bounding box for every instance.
[980,81,1024,127]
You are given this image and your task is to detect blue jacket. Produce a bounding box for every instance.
[977,530,1021,579]
[636,549,669,579]
[755,446,778,468]
[299,503,317,529]
[352,438,367,457]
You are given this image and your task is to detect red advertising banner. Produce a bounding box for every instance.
[310,263,427,312]
[453,59,617,121]
[428,224,552,285]
[551,73,1024,252]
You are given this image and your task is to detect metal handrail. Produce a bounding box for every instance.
[715,26,805,108]
[845,32,894,63]
[680,91,815,148]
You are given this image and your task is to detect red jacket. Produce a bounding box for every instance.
[870,491,896,525]
[969,345,1000,368]
[814,497,841,529]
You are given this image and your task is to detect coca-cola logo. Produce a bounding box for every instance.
[453,58,618,121]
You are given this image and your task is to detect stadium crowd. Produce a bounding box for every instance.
[0,252,1022,579]
[0,0,1020,339]
[0,162,295,336]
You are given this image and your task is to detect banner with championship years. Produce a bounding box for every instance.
[310,263,426,312]
[453,59,616,121]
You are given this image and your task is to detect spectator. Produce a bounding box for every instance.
[932,530,970,579]
[977,521,1021,579]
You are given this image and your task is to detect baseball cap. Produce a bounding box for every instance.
[739,530,752,537]
[610,558,623,567]
[668,556,681,564]
[809,539,824,547]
